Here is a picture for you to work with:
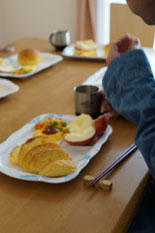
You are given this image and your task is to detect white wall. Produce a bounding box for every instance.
[96,0,155,47]
[0,0,77,47]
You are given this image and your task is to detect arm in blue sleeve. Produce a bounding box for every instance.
[103,49,155,177]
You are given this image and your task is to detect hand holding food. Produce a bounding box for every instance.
[106,35,140,65]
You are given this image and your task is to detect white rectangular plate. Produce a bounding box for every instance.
[0,78,19,98]
[0,113,112,183]
[83,67,107,89]
[62,44,107,61]
[143,47,155,75]
[0,53,63,79]
[82,47,155,88]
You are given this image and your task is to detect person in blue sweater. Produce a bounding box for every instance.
[102,0,155,232]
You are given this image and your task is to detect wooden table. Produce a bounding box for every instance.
[0,38,150,233]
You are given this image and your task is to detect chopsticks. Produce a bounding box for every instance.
[88,143,137,187]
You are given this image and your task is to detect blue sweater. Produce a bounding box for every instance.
[103,49,155,177]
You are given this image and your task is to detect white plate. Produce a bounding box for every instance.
[0,78,19,98]
[0,53,63,79]
[143,47,155,75]
[83,67,107,89]
[62,44,107,61]
[0,113,112,183]
[83,47,155,88]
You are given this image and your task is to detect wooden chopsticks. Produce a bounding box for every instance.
[88,143,137,187]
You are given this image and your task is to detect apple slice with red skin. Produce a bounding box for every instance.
[64,132,97,146]
[94,114,109,137]
[64,113,108,146]
[64,124,96,146]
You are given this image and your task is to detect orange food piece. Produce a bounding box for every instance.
[35,122,43,129]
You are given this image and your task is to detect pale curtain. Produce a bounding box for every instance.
[77,0,97,41]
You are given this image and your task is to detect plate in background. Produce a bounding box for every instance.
[0,53,63,79]
[0,78,19,98]
[62,44,107,61]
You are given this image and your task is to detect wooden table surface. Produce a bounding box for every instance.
[0,38,150,233]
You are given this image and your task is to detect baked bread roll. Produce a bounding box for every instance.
[103,43,112,57]
[18,48,42,65]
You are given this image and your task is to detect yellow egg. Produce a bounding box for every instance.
[34,129,63,141]
[23,65,36,72]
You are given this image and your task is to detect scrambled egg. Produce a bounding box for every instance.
[34,129,63,141]
[34,117,68,141]
[11,65,36,74]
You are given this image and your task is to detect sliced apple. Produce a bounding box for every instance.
[67,114,93,133]
[64,126,96,146]
[64,114,96,146]
[94,114,108,137]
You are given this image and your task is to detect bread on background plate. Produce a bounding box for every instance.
[18,48,42,66]
[103,43,112,57]
[75,39,98,51]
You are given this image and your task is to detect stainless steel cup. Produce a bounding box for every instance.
[49,30,70,51]
[74,85,102,119]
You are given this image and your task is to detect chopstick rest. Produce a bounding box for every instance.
[83,175,113,191]
[83,175,95,185]
[98,180,112,191]
[88,144,137,187]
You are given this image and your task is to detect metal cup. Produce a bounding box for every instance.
[49,30,70,51]
[74,85,102,119]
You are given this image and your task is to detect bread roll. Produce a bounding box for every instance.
[18,49,42,65]
[103,43,112,57]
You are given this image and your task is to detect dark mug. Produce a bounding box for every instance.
[49,30,70,51]
[74,85,102,119]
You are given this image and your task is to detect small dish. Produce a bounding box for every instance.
[0,78,19,98]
